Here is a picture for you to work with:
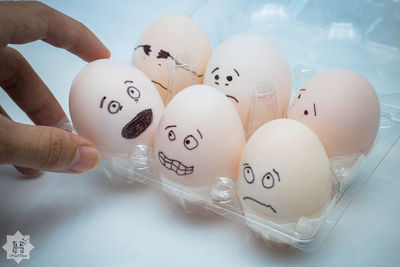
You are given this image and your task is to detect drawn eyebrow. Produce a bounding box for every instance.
[313,103,317,116]
[157,49,174,60]
[300,88,306,91]
[211,67,219,74]
[125,80,133,84]
[100,96,106,108]
[165,125,177,130]
[273,168,280,182]
[243,163,249,166]
[197,129,203,139]
[234,68,240,77]
[134,45,152,56]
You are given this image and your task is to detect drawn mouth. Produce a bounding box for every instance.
[243,196,276,213]
[158,151,194,176]
[151,80,168,91]
[226,95,239,103]
[121,109,153,139]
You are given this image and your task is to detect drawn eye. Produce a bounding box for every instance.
[214,74,219,80]
[262,172,275,189]
[183,135,198,150]
[135,45,151,56]
[127,86,140,100]
[226,76,232,82]
[243,166,255,184]
[108,100,122,114]
[168,130,176,141]
[304,110,309,116]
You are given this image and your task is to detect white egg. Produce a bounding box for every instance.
[237,119,331,224]
[204,33,291,126]
[154,85,246,188]
[69,59,164,153]
[132,14,212,101]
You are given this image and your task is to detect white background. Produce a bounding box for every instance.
[1,1,400,266]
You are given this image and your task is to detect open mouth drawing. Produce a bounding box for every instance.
[243,196,276,213]
[226,95,239,103]
[158,151,194,176]
[121,109,153,139]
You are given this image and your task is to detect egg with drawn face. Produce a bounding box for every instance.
[286,69,380,157]
[237,119,331,224]
[132,14,212,101]
[204,33,291,125]
[69,59,164,153]
[154,85,246,188]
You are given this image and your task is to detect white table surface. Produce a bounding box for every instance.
[1,1,400,266]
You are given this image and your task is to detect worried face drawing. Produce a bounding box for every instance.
[285,70,380,157]
[237,119,331,224]
[241,163,281,214]
[204,33,292,126]
[69,59,164,153]
[210,67,240,103]
[285,88,317,119]
[154,85,245,188]
[131,14,212,101]
[158,125,203,176]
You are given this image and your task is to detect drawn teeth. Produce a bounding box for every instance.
[158,151,194,176]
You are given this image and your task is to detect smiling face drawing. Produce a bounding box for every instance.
[132,14,212,101]
[237,119,331,224]
[154,85,245,188]
[204,33,292,126]
[69,59,164,153]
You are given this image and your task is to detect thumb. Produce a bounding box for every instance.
[0,116,100,173]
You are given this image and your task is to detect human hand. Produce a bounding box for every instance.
[0,1,110,175]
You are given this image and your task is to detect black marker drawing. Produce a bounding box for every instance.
[262,169,280,189]
[234,69,240,77]
[211,67,219,74]
[304,110,309,115]
[158,151,194,176]
[108,100,122,114]
[168,129,176,141]
[196,129,203,139]
[226,95,239,103]
[121,109,153,139]
[313,103,317,116]
[243,163,255,184]
[126,86,141,101]
[151,80,168,91]
[100,96,106,108]
[135,44,152,56]
[243,196,277,213]
[183,135,198,150]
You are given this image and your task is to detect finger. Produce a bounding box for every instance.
[0,116,100,173]
[0,47,67,126]
[0,1,110,62]
[0,106,41,175]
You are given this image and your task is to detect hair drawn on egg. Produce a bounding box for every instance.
[135,44,204,91]
[99,80,153,139]
[157,125,203,176]
[241,163,280,214]
[210,66,240,103]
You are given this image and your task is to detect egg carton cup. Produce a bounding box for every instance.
[63,55,400,251]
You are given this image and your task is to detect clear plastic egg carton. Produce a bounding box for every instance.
[84,0,400,252]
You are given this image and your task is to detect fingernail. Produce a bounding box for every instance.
[68,146,100,172]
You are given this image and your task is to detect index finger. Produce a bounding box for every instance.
[0,1,110,62]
